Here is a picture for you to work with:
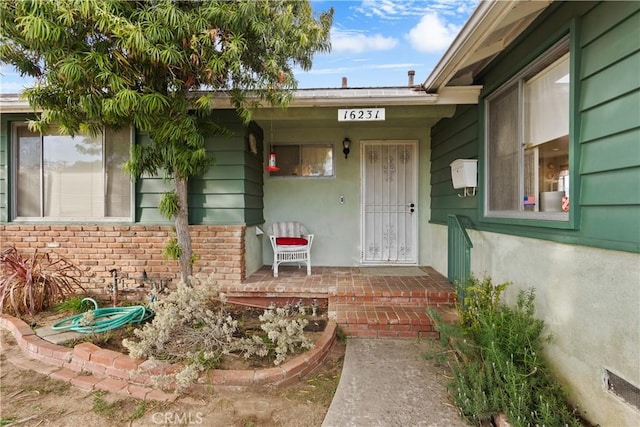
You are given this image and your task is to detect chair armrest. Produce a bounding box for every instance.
[269,235,278,250]
[302,234,314,247]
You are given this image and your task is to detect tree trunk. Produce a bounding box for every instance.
[174,175,193,284]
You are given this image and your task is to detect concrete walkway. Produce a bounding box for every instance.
[322,338,469,427]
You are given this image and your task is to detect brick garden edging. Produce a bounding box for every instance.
[0,314,337,401]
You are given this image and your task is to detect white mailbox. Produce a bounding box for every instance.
[450,159,478,189]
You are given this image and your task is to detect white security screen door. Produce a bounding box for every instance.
[362,141,418,263]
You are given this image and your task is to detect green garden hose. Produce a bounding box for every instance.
[51,298,153,334]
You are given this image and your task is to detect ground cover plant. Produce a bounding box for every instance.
[428,276,585,426]
[0,246,86,317]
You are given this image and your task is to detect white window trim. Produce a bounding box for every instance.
[483,37,570,222]
[11,123,134,222]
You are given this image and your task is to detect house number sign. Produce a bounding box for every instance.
[338,108,385,122]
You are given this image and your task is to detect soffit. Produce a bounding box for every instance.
[424,0,552,91]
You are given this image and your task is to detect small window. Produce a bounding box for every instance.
[270,144,334,177]
[485,39,570,220]
[13,124,132,220]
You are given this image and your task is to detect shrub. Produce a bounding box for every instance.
[123,275,314,392]
[0,246,86,317]
[430,276,583,426]
[234,306,313,365]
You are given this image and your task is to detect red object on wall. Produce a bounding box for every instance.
[265,153,280,172]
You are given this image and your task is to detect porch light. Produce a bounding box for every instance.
[342,138,351,159]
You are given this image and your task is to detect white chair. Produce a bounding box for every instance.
[268,221,314,278]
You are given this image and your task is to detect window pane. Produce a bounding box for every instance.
[525,53,570,212]
[16,128,41,217]
[301,145,333,176]
[525,54,570,146]
[43,130,103,217]
[271,144,334,177]
[271,145,300,176]
[487,85,519,211]
[105,127,131,217]
[535,136,569,212]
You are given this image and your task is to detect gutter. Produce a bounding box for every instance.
[0,88,443,114]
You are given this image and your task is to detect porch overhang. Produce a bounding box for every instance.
[423,0,553,95]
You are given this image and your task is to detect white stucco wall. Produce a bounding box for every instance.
[263,125,434,267]
[244,225,264,277]
[425,223,640,426]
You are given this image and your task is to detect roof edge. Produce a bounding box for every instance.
[422,1,523,92]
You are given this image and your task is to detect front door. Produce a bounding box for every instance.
[361,141,418,263]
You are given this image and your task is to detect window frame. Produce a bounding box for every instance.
[480,35,580,229]
[10,122,134,222]
[268,143,336,179]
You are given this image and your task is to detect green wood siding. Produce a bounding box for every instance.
[135,113,264,226]
[430,1,640,253]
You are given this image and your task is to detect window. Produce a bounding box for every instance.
[485,39,570,220]
[270,144,334,177]
[13,125,132,220]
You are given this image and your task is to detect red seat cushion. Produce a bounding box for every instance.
[276,237,308,246]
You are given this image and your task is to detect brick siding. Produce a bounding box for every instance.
[0,224,246,293]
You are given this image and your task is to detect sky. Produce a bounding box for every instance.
[299,0,479,88]
[0,0,479,94]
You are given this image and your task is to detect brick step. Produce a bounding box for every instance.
[335,304,458,339]
[333,291,456,307]
[226,296,328,310]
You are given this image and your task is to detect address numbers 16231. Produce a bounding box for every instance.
[338,108,385,122]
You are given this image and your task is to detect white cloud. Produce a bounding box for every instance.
[300,62,420,75]
[406,12,461,53]
[330,28,398,54]
[356,0,479,20]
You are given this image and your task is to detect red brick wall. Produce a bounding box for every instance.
[0,224,247,294]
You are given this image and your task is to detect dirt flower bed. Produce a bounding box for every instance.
[30,300,329,370]
[0,328,345,427]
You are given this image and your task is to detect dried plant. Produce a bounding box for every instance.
[0,246,86,317]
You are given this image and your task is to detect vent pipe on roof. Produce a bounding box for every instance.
[408,70,415,87]
[342,77,348,88]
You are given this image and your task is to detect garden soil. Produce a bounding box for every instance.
[0,329,345,427]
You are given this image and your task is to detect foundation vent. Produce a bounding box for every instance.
[605,369,640,411]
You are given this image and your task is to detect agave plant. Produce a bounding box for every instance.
[0,246,87,317]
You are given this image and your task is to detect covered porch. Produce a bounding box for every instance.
[221,265,458,338]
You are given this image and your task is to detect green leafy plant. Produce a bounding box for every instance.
[0,246,86,317]
[159,191,180,219]
[430,276,584,426]
[162,236,183,261]
[54,296,91,314]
